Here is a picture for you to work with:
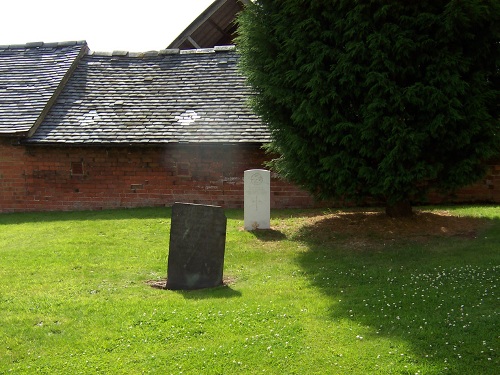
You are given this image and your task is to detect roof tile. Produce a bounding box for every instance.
[27,46,270,145]
[0,41,87,135]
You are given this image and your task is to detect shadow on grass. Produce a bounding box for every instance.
[147,279,242,299]
[295,212,499,373]
[177,285,242,300]
[0,206,331,226]
[0,206,172,225]
[248,228,287,242]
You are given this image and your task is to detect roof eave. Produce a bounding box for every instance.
[0,131,29,138]
[21,140,270,147]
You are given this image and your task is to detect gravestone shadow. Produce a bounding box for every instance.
[177,285,242,300]
[248,228,287,242]
[147,279,242,299]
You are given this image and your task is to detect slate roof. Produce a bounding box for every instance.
[27,45,270,145]
[0,41,87,135]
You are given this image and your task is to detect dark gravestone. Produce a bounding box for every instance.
[167,203,227,290]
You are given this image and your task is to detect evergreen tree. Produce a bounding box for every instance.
[237,0,500,216]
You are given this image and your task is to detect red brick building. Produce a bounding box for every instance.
[0,41,321,213]
[0,1,498,213]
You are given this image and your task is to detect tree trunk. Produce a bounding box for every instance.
[385,200,413,218]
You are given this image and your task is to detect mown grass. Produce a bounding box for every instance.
[0,206,498,374]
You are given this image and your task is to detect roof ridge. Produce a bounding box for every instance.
[89,44,236,58]
[0,40,87,50]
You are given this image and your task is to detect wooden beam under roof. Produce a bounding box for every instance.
[168,0,248,49]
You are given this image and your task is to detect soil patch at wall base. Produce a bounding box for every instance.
[276,209,491,250]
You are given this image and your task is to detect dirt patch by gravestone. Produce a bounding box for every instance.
[147,276,237,290]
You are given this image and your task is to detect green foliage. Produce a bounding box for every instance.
[238,0,500,206]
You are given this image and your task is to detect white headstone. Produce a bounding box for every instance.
[244,169,270,230]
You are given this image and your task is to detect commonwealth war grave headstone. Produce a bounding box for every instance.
[167,203,227,290]
[244,169,270,230]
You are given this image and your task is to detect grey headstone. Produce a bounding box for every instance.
[244,169,271,230]
[167,203,227,290]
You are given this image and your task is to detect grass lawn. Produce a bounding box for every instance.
[0,205,498,374]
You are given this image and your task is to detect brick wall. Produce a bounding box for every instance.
[427,158,500,204]
[1,139,498,213]
[0,140,317,213]
[0,138,29,212]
